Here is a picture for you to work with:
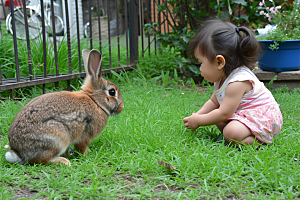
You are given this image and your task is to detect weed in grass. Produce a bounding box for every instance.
[161,70,170,88]
[190,77,197,91]
[174,68,178,83]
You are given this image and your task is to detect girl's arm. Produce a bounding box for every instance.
[196,93,219,115]
[183,81,251,130]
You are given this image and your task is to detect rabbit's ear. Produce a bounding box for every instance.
[87,49,102,80]
[82,49,90,73]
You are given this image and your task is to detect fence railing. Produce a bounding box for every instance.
[0,0,176,98]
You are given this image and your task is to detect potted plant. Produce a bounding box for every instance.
[257,0,300,72]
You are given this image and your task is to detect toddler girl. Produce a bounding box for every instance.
[183,19,282,145]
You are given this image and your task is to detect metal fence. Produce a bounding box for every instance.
[0,0,177,98]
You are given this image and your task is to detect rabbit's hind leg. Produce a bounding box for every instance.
[28,149,71,166]
[50,157,71,166]
[74,141,89,155]
[28,144,70,166]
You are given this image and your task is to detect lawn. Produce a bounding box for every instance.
[0,74,300,199]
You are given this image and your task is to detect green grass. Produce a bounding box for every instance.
[0,72,300,199]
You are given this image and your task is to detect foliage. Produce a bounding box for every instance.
[136,50,179,78]
[217,0,265,27]
[267,75,277,90]
[145,23,192,58]
[258,0,300,42]
[137,49,202,85]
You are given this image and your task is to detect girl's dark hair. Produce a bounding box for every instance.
[189,19,260,77]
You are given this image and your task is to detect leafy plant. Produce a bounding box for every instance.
[190,78,197,91]
[174,68,178,83]
[258,0,300,42]
[144,23,192,58]
[161,70,170,87]
[136,50,179,78]
[267,75,277,90]
[217,0,263,26]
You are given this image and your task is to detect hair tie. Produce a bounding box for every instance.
[235,27,239,33]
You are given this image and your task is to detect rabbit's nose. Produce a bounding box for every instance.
[116,102,124,113]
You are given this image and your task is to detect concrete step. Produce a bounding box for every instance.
[253,68,300,89]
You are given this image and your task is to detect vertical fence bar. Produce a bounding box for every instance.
[139,0,144,57]
[115,0,120,65]
[11,89,14,100]
[147,0,150,56]
[65,0,72,91]
[124,0,129,65]
[51,0,59,88]
[75,0,82,72]
[97,0,102,53]
[40,0,47,94]
[88,0,92,49]
[9,0,20,82]
[22,0,33,80]
[153,0,156,54]
[158,0,162,54]
[106,0,112,68]
[163,0,166,33]
[165,0,169,32]
[129,0,138,64]
[158,0,161,34]
[185,0,190,30]
[180,0,185,29]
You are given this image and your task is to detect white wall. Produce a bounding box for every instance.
[62,0,84,38]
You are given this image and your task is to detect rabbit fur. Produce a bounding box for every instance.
[5,49,124,166]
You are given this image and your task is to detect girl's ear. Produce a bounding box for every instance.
[215,55,225,70]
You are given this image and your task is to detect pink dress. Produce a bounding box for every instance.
[214,67,283,143]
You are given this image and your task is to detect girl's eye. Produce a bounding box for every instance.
[109,89,116,96]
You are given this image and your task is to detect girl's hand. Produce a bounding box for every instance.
[183,113,201,131]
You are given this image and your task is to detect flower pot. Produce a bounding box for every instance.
[258,40,300,72]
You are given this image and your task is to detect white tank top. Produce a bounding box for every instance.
[214,66,277,111]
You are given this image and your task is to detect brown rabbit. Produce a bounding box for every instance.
[5,49,124,166]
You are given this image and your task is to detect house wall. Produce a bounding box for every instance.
[62,0,84,38]
[82,0,125,37]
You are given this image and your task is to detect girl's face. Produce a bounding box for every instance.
[194,50,226,83]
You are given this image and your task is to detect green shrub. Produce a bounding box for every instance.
[136,50,179,78]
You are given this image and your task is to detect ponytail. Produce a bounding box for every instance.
[238,27,260,69]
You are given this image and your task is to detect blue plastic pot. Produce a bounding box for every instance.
[258,40,300,72]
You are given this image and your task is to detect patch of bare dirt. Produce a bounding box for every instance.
[12,186,47,200]
[113,174,249,200]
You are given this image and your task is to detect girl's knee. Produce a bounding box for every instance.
[223,127,239,142]
[223,121,253,143]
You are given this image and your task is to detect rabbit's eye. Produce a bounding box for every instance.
[109,89,116,96]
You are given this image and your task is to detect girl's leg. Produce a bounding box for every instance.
[216,121,229,133]
[222,120,261,145]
